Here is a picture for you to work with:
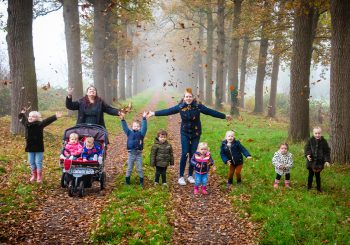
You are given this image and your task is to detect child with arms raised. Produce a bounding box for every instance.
[19,109,62,183]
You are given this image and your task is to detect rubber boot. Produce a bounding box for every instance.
[30,169,37,182]
[36,170,42,183]
[284,180,291,188]
[125,176,130,185]
[201,186,208,195]
[194,186,199,195]
[139,177,144,187]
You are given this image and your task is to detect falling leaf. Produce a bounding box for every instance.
[229,86,235,91]
[247,138,254,142]
[41,82,51,91]
[179,22,185,28]
[210,80,214,85]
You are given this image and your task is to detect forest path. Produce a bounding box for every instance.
[163,95,258,244]
[9,94,161,244]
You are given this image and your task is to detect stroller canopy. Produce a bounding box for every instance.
[63,124,109,144]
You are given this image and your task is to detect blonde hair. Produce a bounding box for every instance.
[313,126,322,131]
[69,133,79,141]
[29,111,42,121]
[197,142,208,150]
[85,136,94,144]
[225,130,235,139]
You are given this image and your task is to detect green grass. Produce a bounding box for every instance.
[91,100,173,244]
[200,111,350,244]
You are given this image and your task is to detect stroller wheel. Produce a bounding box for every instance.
[79,180,85,197]
[61,173,67,188]
[100,172,106,190]
[68,180,74,197]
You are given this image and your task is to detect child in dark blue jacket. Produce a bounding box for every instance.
[121,112,147,186]
[220,131,252,188]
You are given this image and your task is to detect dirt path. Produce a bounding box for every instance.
[6,95,160,244]
[164,96,258,244]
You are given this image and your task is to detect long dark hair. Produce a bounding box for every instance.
[84,85,102,106]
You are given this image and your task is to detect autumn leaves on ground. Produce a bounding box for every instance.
[1,91,350,244]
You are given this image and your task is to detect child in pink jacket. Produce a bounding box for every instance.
[64,133,83,159]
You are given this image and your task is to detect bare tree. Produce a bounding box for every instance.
[7,0,38,134]
[239,36,249,108]
[215,0,225,110]
[330,0,350,163]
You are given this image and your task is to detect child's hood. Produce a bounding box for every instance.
[153,137,168,145]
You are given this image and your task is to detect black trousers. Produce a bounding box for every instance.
[308,169,321,190]
[276,173,290,180]
[155,166,167,184]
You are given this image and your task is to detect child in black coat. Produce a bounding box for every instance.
[19,109,62,183]
[304,126,331,192]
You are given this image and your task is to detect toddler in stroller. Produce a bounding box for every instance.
[62,133,83,160]
[59,124,108,197]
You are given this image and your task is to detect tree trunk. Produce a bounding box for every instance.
[228,0,242,115]
[330,0,350,163]
[63,0,83,107]
[288,2,315,141]
[215,0,225,110]
[92,0,107,100]
[253,33,268,113]
[119,22,127,100]
[205,2,213,105]
[7,0,38,134]
[239,36,249,108]
[267,42,280,118]
[125,25,133,98]
[133,54,138,96]
[103,11,113,104]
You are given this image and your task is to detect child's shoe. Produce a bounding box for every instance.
[162,182,167,186]
[93,154,98,161]
[139,177,144,187]
[187,176,195,184]
[194,186,199,195]
[178,177,186,186]
[226,183,232,190]
[154,182,159,186]
[201,186,208,195]
[98,156,103,164]
[69,155,74,160]
[37,170,42,183]
[273,179,279,189]
[125,176,130,185]
[284,180,291,188]
[30,170,37,182]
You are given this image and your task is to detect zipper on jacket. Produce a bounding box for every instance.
[228,145,236,165]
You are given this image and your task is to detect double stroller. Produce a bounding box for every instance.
[59,124,108,197]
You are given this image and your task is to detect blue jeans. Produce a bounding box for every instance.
[126,150,143,178]
[180,134,200,177]
[28,152,44,170]
[195,173,208,187]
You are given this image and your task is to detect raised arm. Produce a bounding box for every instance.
[198,104,226,119]
[102,101,120,116]
[121,119,131,135]
[154,105,180,116]
[18,112,28,126]
[141,117,147,137]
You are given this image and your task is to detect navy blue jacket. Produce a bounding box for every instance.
[66,96,119,128]
[155,100,226,138]
[220,139,251,166]
[121,118,147,150]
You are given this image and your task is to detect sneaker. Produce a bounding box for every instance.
[93,154,98,161]
[226,183,232,190]
[60,154,65,159]
[69,155,74,160]
[178,177,186,186]
[187,176,195,184]
[154,182,159,186]
[162,183,168,187]
[98,156,103,164]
